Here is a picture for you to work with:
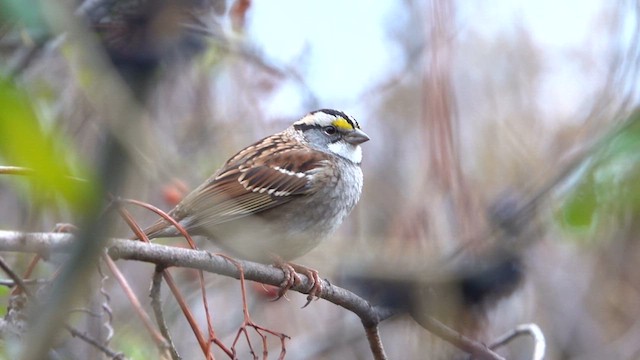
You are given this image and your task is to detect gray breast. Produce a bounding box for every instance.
[202,157,363,262]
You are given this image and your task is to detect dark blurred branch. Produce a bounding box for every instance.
[0,230,508,360]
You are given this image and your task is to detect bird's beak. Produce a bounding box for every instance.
[344,128,370,145]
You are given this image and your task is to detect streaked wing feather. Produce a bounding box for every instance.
[172,147,330,230]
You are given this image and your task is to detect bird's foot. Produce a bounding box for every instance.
[274,261,322,308]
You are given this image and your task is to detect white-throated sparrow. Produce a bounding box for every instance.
[142,109,369,298]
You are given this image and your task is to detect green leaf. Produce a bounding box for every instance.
[0,77,99,213]
[561,175,598,231]
[558,109,640,238]
[0,285,9,318]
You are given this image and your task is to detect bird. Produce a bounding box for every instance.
[141,109,369,301]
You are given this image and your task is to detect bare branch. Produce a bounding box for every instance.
[364,325,388,360]
[0,230,514,360]
[0,256,32,297]
[0,231,380,322]
[150,267,181,360]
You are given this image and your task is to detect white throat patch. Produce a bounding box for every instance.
[328,142,362,164]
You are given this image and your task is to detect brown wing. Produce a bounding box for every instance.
[151,137,332,235]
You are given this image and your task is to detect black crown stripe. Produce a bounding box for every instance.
[311,109,360,129]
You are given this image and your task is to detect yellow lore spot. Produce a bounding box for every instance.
[331,117,354,130]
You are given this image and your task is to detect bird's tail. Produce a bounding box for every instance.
[132,219,178,240]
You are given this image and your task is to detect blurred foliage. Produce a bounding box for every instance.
[0,286,9,318]
[560,109,640,236]
[0,77,99,213]
[111,331,156,360]
[0,0,49,40]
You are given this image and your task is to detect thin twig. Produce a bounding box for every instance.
[161,269,230,358]
[0,251,127,358]
[150,267,181,360]
[419,317,505,360]
[488,323,545,360]
[0,166,35,176]
[117,201,229,358]
[102,253,168,350]
[0,256,32,297]
[0,278,48,287]
[0,165,87,182]
[13,255,42,296]
[224,254,289,359]
[97,262,115,347]
[65,324,126,360]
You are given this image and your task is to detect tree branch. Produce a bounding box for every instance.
[0,231,388,325]
[0,230,509,359]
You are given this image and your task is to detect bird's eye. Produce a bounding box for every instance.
[323,126,337,135]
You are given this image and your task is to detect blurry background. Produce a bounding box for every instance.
[1,0,640,359]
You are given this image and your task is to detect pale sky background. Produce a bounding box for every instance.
[245,0,638,123]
